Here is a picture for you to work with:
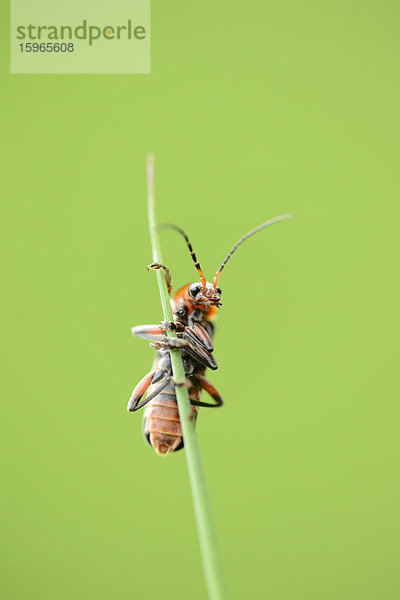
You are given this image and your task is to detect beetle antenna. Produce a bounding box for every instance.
[213,214,292,289]
[159,223,207,289]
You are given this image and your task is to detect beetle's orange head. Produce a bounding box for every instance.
[187,281,222,308]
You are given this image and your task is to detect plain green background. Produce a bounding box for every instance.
[1,2,399,599]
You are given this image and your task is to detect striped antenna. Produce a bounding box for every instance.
[160,224,207,289]
[213,214,292,289]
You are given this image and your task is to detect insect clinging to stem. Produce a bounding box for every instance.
[128,213,291,455]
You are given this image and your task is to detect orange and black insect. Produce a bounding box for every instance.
[128,215,290,455]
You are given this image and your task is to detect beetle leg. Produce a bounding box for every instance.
[129,380,170,412]
[191,373,223,407]
[185,322,214,352]
[159,320,214,355]
[146,263,172,294]
[127,369,169,412]
[132,324,189,349]
[132,324,168,342]
[131,325,217,370]
[149,337,189,351]
[160,320,185,333]
[160,325,218,370]
[182,332,218,370]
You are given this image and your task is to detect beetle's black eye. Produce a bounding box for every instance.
[189,284,202,298]
[216,287,222,295]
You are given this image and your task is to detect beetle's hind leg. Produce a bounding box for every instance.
[127,369,169,412]
[190,373,223,408]
[146,263,172,294]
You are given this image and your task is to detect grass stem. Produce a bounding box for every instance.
[146,154,228,600]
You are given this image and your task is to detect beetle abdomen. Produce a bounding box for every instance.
[143,392,198,456]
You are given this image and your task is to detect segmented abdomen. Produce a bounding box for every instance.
[143,381,198,456]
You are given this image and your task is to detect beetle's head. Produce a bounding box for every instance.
[187,281,222,308]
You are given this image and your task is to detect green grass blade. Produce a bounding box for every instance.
[146,154,228,600]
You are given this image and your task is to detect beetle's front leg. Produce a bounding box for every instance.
[160,321,185,333]
[182,323,218,370]
[152,327,218,370]
[132,324,168,342]
[146,263,172,294]
[132,324,217,370]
